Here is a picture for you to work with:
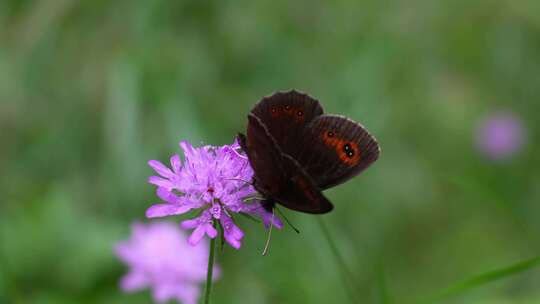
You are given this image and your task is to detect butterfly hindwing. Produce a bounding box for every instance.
[297,115,380,189]
[272,153,334,214]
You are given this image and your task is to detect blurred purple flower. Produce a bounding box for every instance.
[146,139,282,249]
[475,111,526,161]
[115,222,218,304]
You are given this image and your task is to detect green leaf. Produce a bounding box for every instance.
[420,255,540,303]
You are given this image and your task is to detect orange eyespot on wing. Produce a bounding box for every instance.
[339,142,361,165]
[321,131,361,166]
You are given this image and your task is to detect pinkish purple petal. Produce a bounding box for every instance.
[175,284,199,304]
[170,154,181,174]
[152,283,176,304]
[148,176,175,189]
[179,140,195,158]
[145,204,192,218]
[261,210,284,229]
[180,218,199,229]
[220,215,244,249]
[148,160,175,178]
[120,271,149,291]
[205,224,218,238]
[187,225,207,246]
[156,187,181,204]
[114,244,131,262]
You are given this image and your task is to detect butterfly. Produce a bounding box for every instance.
[238,90,380,214]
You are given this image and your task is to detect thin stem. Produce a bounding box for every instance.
[204,222,217,304]
[316,216,358,304]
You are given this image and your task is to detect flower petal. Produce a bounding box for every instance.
[152,282,176,304]
[156,187,181,204]
[148,176,175,189]
[220,216,244,249]
[120,271,149,291]
[170,154,182,174]
[174,284,199,304]
[180,218,199,229]
[205,224,218,238]
[269,216,284,229]
[224,234,242,249]
[148,160,175,178]
[179,141,195,158]
[145,204,191,218]
[188,225,206,246]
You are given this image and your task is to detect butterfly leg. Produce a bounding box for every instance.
[236,133,248,153]
[261,197,276,213]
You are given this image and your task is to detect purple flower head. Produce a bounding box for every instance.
[147,139,282,249]
[475,111,527,161]
[115,222,219,304]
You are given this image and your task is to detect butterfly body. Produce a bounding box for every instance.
[239,90,380,214]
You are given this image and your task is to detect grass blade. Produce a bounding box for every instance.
[421,255,540,303]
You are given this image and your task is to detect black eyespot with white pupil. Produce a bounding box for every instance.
[327,131,335,137]
[285,105,290,110]
[297,110,303,116]
[343,143,354,158]
[271,107,277,113]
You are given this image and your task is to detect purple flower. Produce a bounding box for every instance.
[115,222,218,304]
[146,139,282,249]
[475,111,527,161]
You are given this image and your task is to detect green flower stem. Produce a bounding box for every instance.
[316,216,358,303]
[204,221,217,304]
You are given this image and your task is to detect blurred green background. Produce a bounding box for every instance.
[1,1,540,303]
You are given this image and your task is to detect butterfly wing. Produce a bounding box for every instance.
[243,114,287,196]
[250,90,324,158]
[297,115,380,189]
[274,153,333,214]
[251,90,380,190]
[244,113,333,214]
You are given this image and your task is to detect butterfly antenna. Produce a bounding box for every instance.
[227,145,248,160]
[243,196,265,202]
[262,208,274,256]
[225,177,253,185]
[276,207,300,234]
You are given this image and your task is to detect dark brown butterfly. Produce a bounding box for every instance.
[238,90,380,214]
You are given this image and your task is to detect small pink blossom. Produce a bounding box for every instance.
[115,222,218,304]
[475,111,526,161]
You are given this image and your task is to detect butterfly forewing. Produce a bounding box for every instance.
[297,115,380,189]
[251,90,323,158]
[244,114,287,195]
